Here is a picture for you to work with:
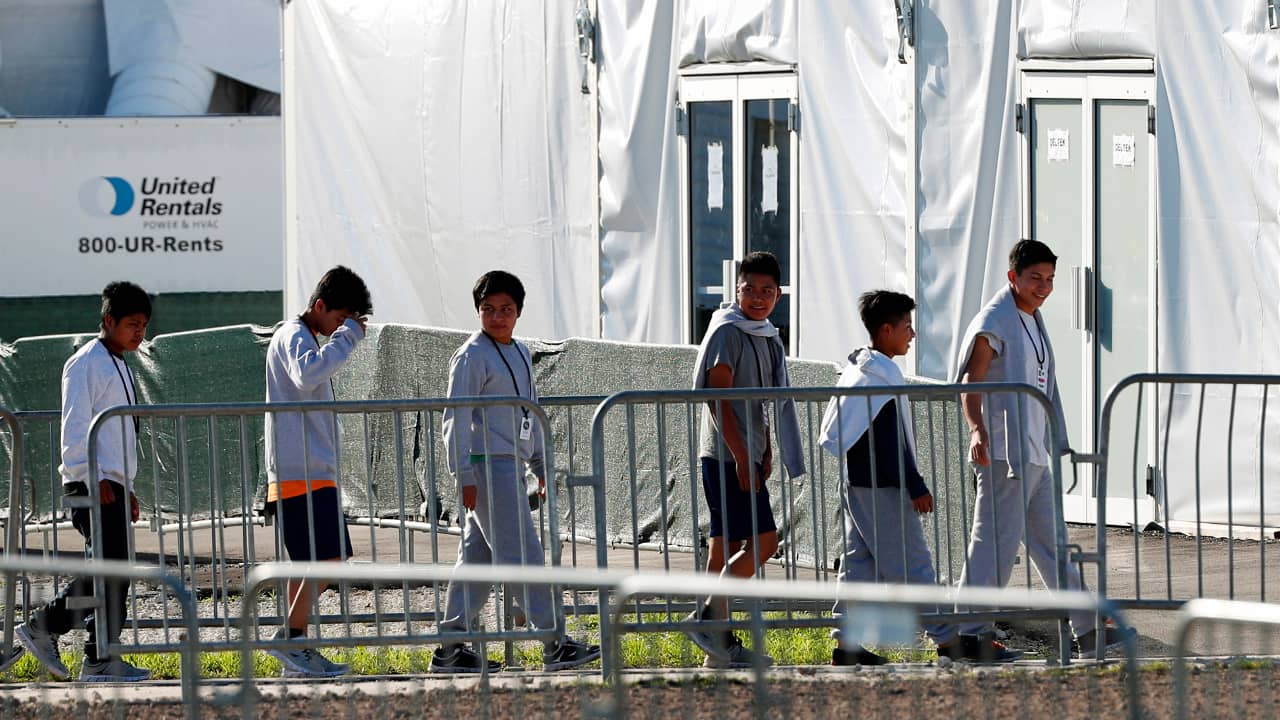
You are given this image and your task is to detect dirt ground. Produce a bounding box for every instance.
[0,664,1276,719]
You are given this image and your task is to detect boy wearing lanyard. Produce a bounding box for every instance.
[954,239,1129,660]
[263,265,371,678]
[432,270,599,673]
[13,282,152,681]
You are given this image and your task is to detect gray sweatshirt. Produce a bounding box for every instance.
[442,331,545,488]
[954,285,1069,475]
[264,317,365,484]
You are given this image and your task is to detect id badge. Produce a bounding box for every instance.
[519,416,533,441]
[1035,364,1048,393]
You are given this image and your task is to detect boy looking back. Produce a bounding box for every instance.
[263,265,371,678]
[686,251,806,668]
[432,270,600,674]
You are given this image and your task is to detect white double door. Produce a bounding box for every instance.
[1020,68,1157,526]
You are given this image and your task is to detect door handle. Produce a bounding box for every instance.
[1071,266,1093,333]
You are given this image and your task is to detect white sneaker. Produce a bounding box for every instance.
[80,656,151,682]
[267,647,349,678]
[15,620,69,680]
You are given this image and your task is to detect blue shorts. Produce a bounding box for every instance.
[700,457,776,541]
[270,486,353,561]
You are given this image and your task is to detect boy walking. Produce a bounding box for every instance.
[432,270,600,674]
[819,291,1018,665]
[955,239,1128,658]
[686,251,806,668]
[15,281,152,681]
[263,265,371,678]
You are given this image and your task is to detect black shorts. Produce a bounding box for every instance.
[700,457,777,541]
[270,486,353,561]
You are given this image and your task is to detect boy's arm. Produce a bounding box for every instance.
[442,351,481,493]
[960,335,996,466]
[283,318,365,390]
[706,363,760,492]
[58,356,97,488]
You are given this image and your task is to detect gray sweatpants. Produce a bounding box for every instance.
[832,486,955,644]
[439,456,558,639]
[957,460,1094,636]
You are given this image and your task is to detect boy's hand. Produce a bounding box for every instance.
[761,445,773,484]
[354,315,368,334]
[98,479,117,505]
[537,476,546,498]
[735,459,759,493]
[913,493,934,514]
[130,492,140,522]
[968,427,990,467]
[462,485,477,511]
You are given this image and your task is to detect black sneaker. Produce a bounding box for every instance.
[429,645,502,674]
[1074,626,1135,659]
[543,637,601,671]
[937,634,1023,664]
[832,645,888,666]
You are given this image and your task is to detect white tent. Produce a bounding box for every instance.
[285,0,1280,529]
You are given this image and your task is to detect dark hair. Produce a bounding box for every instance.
[99,281,152,331]
[308,266,373,315]
[858,290,915,338]
[472,270,526,312]
[1009,239,1058,274]
[738,251,782,286]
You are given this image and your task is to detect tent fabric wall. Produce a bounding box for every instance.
[796,2,912,362]
[914,0,1023,380]
[1148,2,1280,525]
[1018,0,1155,57]
[287,0,596,340]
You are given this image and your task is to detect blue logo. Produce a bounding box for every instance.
[78,176,135,216]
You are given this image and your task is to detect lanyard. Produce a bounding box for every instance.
[99,339,140,434]
[1017,313,1047,367]
[483,331,532,418]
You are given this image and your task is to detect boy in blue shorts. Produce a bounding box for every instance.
[431,270,600,673]
[686,252,806,668]
[263,266,371,678]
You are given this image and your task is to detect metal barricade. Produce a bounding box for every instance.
[604,573,1142,720]
[78,397,562,656]
[588,383,1084,667]
[0,408,23,664]
[1090,374,1280,611]
[1172,598,1280,720]
[0,555,200,720]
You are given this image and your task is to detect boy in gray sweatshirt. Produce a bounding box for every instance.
[431,270,599,674]
[263,265,370,678]
[955,240,1131,660]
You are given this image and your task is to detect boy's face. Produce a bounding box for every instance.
[877,314,915,358]
[102,312,149,353]
[736,272,779,322]
[1008,262,1055,311]
[311,299,357,336]
[478,292,520,342]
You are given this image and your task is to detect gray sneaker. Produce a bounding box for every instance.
[15,620,69,680]
[80,656,151,682]
[684,605,729,662]
[702,635,773,669]
[267,647,349,678]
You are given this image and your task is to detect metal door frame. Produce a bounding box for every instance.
[1019,65,1158,525]
[677,68,799,354]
